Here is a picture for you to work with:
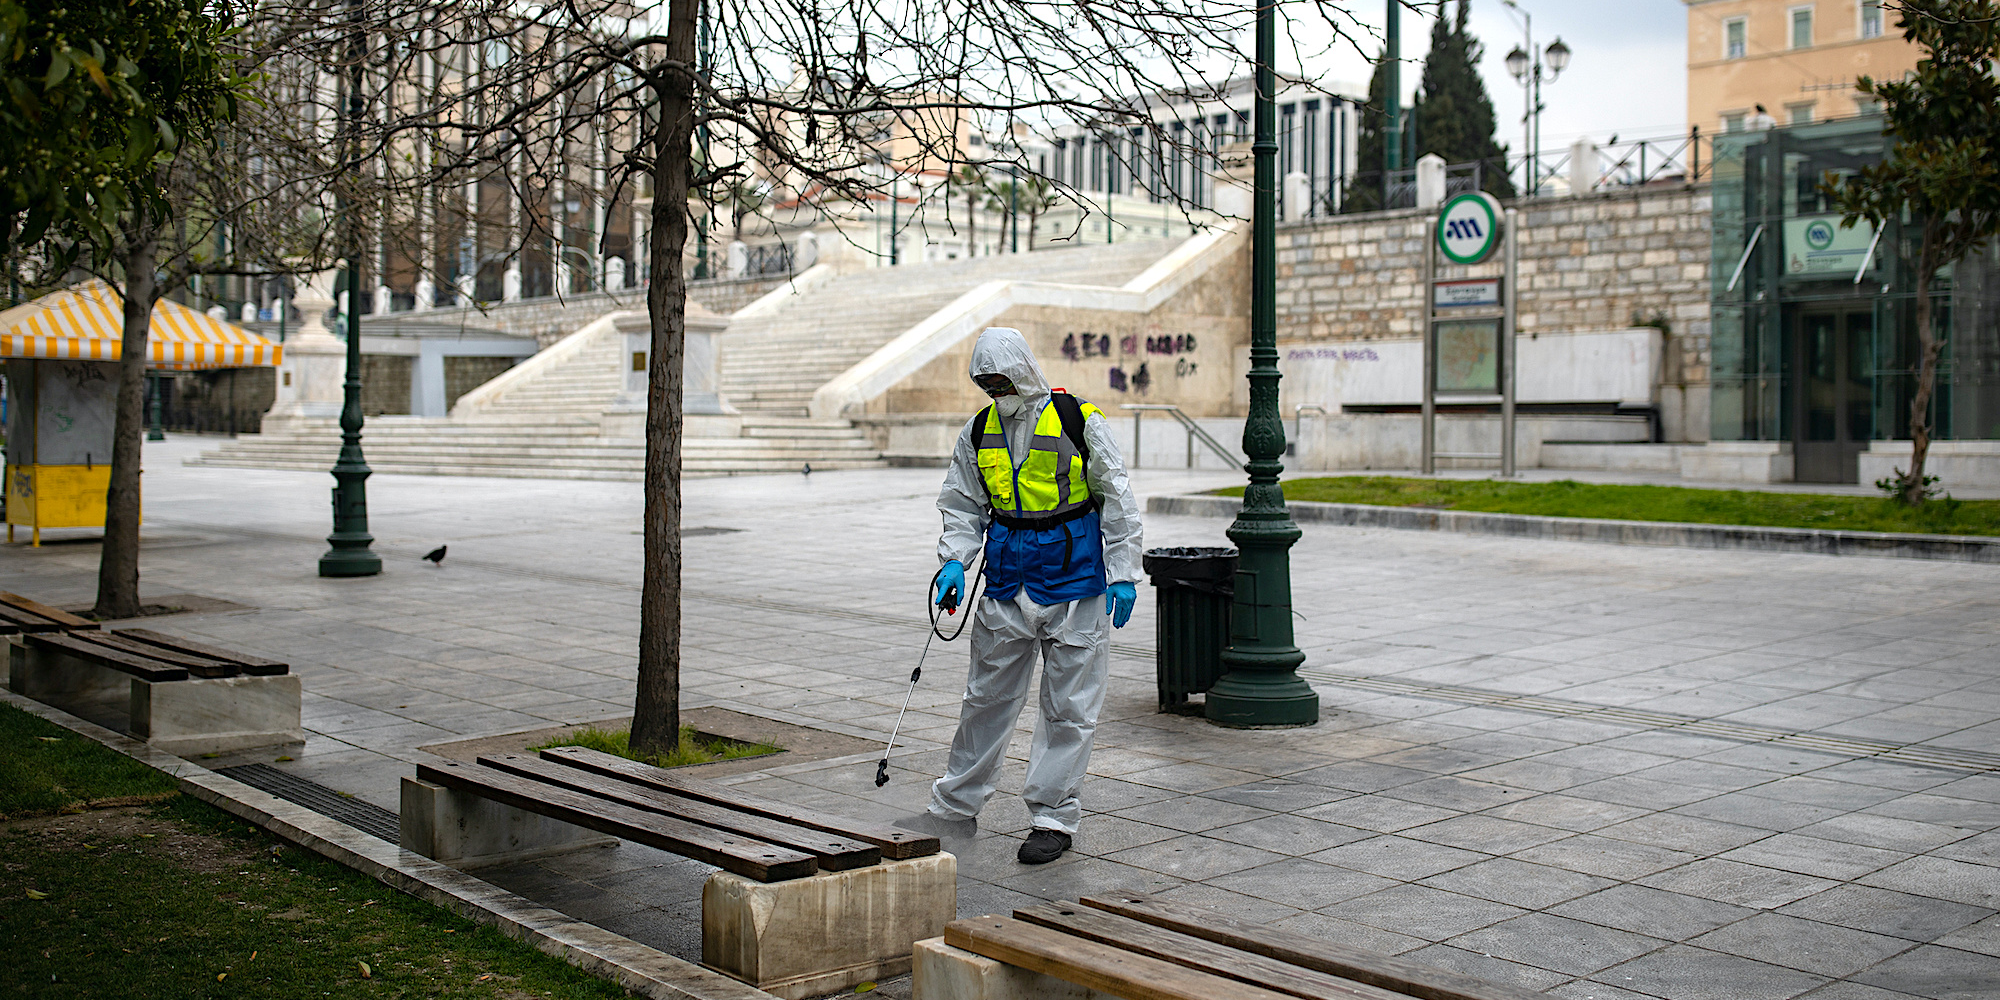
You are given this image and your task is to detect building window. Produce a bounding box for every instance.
[1861,0,1884,38]
[1722,111,1747,133]
[1790,5,1814,49]
[1724,17,1747,59]
[1854,95,1880,116]
[1787,102,1816,125]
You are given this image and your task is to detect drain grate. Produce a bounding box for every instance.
[1298,668,2000,775]
[216,764,401,842]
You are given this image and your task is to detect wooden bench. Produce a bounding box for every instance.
[400,745,956,999]
[7,627,302,756]
[0,591,99,635]
[917,892,1550,1000]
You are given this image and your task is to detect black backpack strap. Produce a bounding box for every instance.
[1049,391,1092,468]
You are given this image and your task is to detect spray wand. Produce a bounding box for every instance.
[875,558,977,787]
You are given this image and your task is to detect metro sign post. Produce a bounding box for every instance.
[1423,192,1519,476]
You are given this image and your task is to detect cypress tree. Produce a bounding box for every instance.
[1411,0,1516,199]
[1342,50,1393,213]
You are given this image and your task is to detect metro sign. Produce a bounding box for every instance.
[1437,191,1504,265]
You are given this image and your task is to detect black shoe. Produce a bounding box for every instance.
[892,811,978,841]
[1017,829,1072,865]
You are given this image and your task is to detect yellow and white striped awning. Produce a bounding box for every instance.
[0,279,282,370]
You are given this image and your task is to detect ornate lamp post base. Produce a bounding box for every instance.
[319,465,380,577]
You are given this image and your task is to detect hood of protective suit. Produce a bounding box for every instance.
[968,328,1051,403]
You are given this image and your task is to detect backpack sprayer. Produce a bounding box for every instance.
[875,554,982,787]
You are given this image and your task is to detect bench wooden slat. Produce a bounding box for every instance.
[538,745,940,859]
[112,628,288,675]
[945,915,1301,1000]
[476,752,882,871]
[67,631,240,678]
[1081,893,1550,1000]
[1014,903,1410,1000]
[25,633,189,682]
[415,759,818,882]
[0,592,98,630]
[0,606,70,634]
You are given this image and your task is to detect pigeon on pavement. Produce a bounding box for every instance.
[423,545,447,565]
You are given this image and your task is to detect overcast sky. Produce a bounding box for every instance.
[1293,0,1689,152]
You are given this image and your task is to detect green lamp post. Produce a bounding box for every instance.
[1204,0,1318,728]
[318,2,380,579]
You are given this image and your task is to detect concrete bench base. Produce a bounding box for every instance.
[400,777,619,866]
[705,852,957,1000]
[912,937,1115,1000]
[8,640,303,756]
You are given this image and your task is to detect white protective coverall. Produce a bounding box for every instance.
[929,328,1143,834]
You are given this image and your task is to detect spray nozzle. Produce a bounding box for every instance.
[874,758,890,787]
[938,583,960,614]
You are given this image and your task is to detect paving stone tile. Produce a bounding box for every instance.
[1933,914,2000,958]
[1594,945,1830,1000]
[1745,775,1912,810]
[1687,912,1919,977]
[1669,792,1849,833]
[1298,794,1460,833]
[1567,774,1723,810]
[1856,856,2000,910]
[1266,910,1430,955]
[1481,793,1652,832]
[1777,884,1995,942]
[1794,983,1927,1000]
[1639,859,1839,909]
[1419,857,1616,909]
[1449,912,1668,976]
[1101,834,1288,881]
[1363,745,1513,775]
[1148,881,1310,924]
[1594,811,1772,855]
[1308,834,1490,881]
[1848,944,2000,1000]
[1927,775,2000,805]
[1863,793,2000,829]
[1205,812,1375,854]
[1401,813,1572,855]
[1511,834,1700,880]
[1078,776,1181,812]
[1198,779,1354,812]
[1399,944,1573,992]
[1931,830,2000,867]
[1791,812,1979,854]
[991,855,1185,901]
[1117,761,1265,794]
[1384,776,1532,812]
[1205,857,1400,911]
[1454,759,1614,792]
[1550,884,1756,941]
[1718,833,1911,881]
[1067,815,1181,856]
[1108,794,1275,833]
[1288,760,1436,792]
[1323,883,1527,940]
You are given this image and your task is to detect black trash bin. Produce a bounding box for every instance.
[1143,546,1238,713]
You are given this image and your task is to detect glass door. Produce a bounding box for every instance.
[1793,307,1875,482]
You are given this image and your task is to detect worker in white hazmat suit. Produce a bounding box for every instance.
[921,327,1142,864]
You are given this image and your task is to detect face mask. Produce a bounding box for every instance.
[993,394,1026,417]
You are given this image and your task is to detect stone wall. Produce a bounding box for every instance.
[1273,182,1714,440]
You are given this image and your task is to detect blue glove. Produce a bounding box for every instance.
[1105,581,1137,629]
[935,560,966,613]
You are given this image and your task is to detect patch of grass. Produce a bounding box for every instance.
[0,702,178,819]
[1218,476,2000,536]
[0,795,630,999]
[530,725,780,769]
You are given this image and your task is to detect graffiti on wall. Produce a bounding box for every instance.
[1062,329,1201,395]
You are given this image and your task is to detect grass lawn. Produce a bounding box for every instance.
[0,702,179,818]
[530,724,779,770]
[0,795,632,999]
[1216,476,2000,536]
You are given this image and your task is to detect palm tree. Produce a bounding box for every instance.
[948,163,991,255]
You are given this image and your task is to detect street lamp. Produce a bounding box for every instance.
[1501,1,1570,197]
[319,0,380,578]
[1203,0,1317,729]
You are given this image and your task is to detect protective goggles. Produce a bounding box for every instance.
[972,373,1016,397]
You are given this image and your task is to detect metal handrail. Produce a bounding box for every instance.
[1294,403,1328,443]
[1122,403,1241,470]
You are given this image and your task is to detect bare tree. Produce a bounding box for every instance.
[242,0,1383,755]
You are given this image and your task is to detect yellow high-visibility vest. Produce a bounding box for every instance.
[973,393,1103,525]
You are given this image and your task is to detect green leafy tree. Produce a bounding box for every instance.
[949,163,992,255]
[1824,0,2000,505]
[1411,0,1514,199]
[3,0,244,618]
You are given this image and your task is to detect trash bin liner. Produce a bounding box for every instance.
[1143,546,1237,712]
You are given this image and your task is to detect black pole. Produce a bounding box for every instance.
[1204,0,1317,728]
[319,0,380,578]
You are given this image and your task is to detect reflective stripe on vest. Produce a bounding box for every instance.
[974,395,1102,522]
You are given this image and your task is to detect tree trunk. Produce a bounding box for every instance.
[630,0,700,759]
[1901,230,1943,507]
[967,184,977,256]
[95,224,158,619]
